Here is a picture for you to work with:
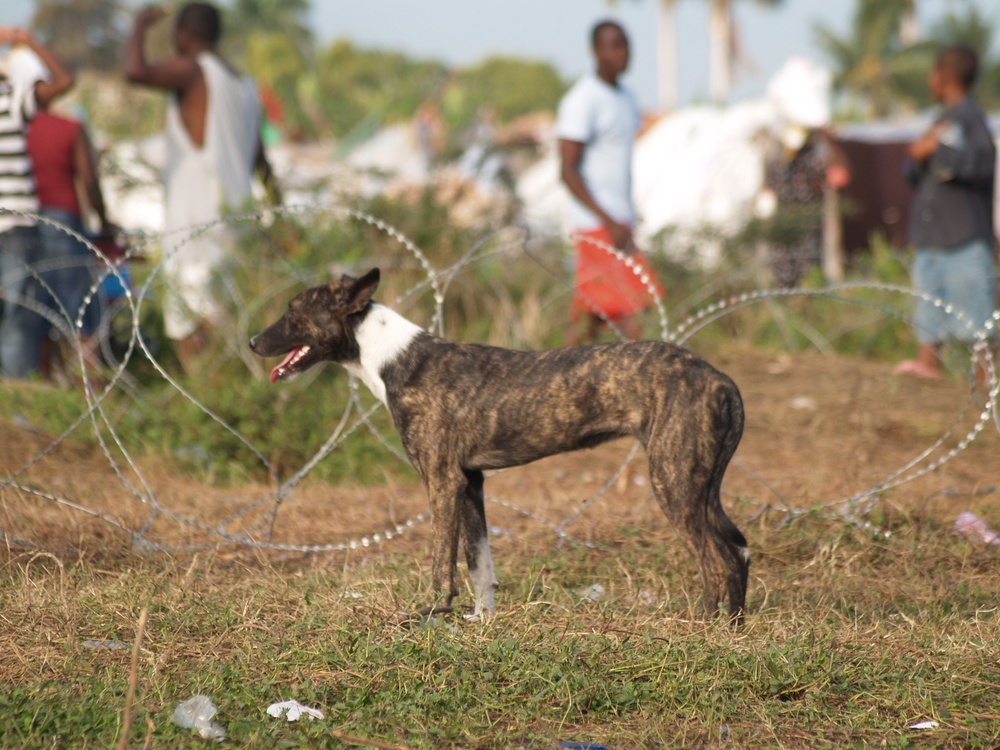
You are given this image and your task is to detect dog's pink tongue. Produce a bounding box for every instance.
[269,348,301,383]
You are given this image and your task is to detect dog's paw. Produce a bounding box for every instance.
[463,608,494,624]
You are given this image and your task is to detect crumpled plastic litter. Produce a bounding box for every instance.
[577,583,605,602]
[953,511,1000,545]
[266,699,325,722]
[171,694,226,741]
[560,742,610,750]
[909,720,940,730]
[81,639,129,650]
[635,589,657,607]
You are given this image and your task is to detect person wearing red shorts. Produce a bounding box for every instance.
[556,20,663,345]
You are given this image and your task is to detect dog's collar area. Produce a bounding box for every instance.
[270,345,312,383]
[346,304,423,404]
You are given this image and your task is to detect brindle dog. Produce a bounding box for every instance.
[250,269,749,623]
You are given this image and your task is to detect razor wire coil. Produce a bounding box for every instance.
[1,204,998,555]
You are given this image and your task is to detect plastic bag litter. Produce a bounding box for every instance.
[266,699,325,722]
[953,511,1000,545]
[577,583,605,602]
[81,639,129,650]
[171,694,226,741]
[560,742,610,750]
[909,720,940,730]
[634,589,657,607]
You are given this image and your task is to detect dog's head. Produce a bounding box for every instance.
[249,268,380,383]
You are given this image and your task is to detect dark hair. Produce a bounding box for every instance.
[177,2,222,45]
[936,45,979,89]
[591,19,626,49]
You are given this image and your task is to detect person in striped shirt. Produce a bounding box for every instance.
[0,27,73,378]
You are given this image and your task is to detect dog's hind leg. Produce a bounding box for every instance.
[460,469,498,620]
[649,459,728,619]
[648,381,748,623]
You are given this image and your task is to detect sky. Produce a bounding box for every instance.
[2,0,997,110]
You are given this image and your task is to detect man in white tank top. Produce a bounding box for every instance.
[125,2,279,371]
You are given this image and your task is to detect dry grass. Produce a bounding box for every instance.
[1,346,999,748]
[1,510,998,748]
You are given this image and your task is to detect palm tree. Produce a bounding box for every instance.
[706,0,783,105]
[607,0,783,109]
[815,0,931,118]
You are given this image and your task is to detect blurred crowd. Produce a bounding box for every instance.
[0,4,996,384]
[1,2,278,380]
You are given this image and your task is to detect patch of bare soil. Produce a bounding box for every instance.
[2,346,998,563]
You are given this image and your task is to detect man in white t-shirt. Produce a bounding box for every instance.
[557,20,662,345]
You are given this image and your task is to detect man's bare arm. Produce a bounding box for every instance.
[558,138,633,250]
[0,27,74,107]
[123,5,199,91]
[72,126,117,233]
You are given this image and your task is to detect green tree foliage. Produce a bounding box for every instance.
[817,0,1000,118]
[316,40,448,139]
[442,57,566,133]
[223,0,313,60]
[219,0,316,136]
[240,30,318,137]
[30,0,125,71]
[815,0,931,118]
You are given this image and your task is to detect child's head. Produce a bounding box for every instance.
[930,45,978,101]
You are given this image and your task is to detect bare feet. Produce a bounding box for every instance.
[895,342,943,380]
[893,359,941,379]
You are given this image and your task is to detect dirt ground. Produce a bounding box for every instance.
[2,345,998,561]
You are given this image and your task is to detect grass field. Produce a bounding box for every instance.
[1,506,999,748]
[2,340,999,749]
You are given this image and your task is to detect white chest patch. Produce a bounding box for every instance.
[342,304,423,405]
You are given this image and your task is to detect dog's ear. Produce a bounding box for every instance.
[345,268,380,313]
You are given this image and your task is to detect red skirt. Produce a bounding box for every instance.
[570,227,665,320]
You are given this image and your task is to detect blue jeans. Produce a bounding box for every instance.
[912,239,998,344]
[0,225,44,378]
[36,208,99,337]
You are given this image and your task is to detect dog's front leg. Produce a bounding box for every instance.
[461,469,497,621]
[427,473,464,610]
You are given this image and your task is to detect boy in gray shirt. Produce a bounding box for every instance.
[894,46,996,382]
